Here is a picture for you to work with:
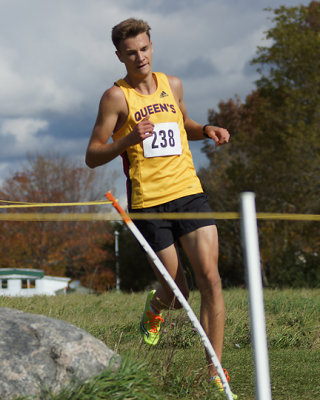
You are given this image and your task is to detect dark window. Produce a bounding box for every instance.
[1,280,8,289]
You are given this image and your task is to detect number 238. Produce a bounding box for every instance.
[151,129,176,149]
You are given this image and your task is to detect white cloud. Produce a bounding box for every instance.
[0,1,123,117]
[0,117,87,158]
[2,118,49,144]
[0,35,85,116]
[0,118,50,159]
[0,117,92,158]
[0,68,83,116]
[0,0,312,193]
[0,0,306,120]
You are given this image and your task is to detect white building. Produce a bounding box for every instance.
[0,268,71,297]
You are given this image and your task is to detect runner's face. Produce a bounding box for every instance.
[116,32,153,76]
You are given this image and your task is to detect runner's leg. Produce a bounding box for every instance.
[179,224,225,377]
[149,243,189,313]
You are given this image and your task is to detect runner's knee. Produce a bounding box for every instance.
[196,269,222,294]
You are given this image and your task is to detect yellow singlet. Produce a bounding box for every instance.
[113,72,203,209]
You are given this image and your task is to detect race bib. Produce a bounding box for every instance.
[143,122,182,158]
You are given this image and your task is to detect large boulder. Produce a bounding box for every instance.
[0,307,121,399]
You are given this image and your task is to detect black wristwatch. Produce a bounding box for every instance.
[203,124,210,138]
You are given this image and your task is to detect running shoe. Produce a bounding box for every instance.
[210,369,238,399]
[140,290,164,346]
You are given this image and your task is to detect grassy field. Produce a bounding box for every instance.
[1,288,319,399]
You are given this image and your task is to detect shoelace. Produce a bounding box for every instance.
[145,310,164,333]
[224,368,230,382]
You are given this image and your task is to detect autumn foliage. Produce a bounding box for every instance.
[199,2,320,287]
[0,154,116,291]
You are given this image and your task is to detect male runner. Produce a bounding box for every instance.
[86,18,237,398]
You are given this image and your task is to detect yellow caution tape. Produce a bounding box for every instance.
[0,213,122,221]
[0,200,112,209]
[256,213,320,221]
[0,212,319,222]
[0,199,319,221]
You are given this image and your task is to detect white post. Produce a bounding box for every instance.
[115,230,120,293]
[240,192,272,400]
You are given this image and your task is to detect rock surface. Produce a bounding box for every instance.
[0,307,121,399]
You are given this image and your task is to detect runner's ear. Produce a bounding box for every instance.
[115,50,124,63]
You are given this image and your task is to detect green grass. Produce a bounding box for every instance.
[1,288,319,399]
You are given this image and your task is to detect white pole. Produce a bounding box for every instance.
[240,192,272,400]
[115,230,120,293]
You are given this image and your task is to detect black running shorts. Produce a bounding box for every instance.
[130,193,216,252]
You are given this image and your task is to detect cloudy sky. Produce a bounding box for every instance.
[0,0,310,200]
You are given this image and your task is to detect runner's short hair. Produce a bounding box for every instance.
[112,18,151,50]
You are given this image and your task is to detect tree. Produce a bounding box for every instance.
[198,2,320,287]
[250,1,320,213]
[106,222,156,292]
[0,153,117,291]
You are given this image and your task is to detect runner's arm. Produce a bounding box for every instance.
[168,75,230,145]
[86,86,154,168]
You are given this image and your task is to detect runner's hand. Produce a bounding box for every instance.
[205,125,230,146]
[130,116,154,145]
